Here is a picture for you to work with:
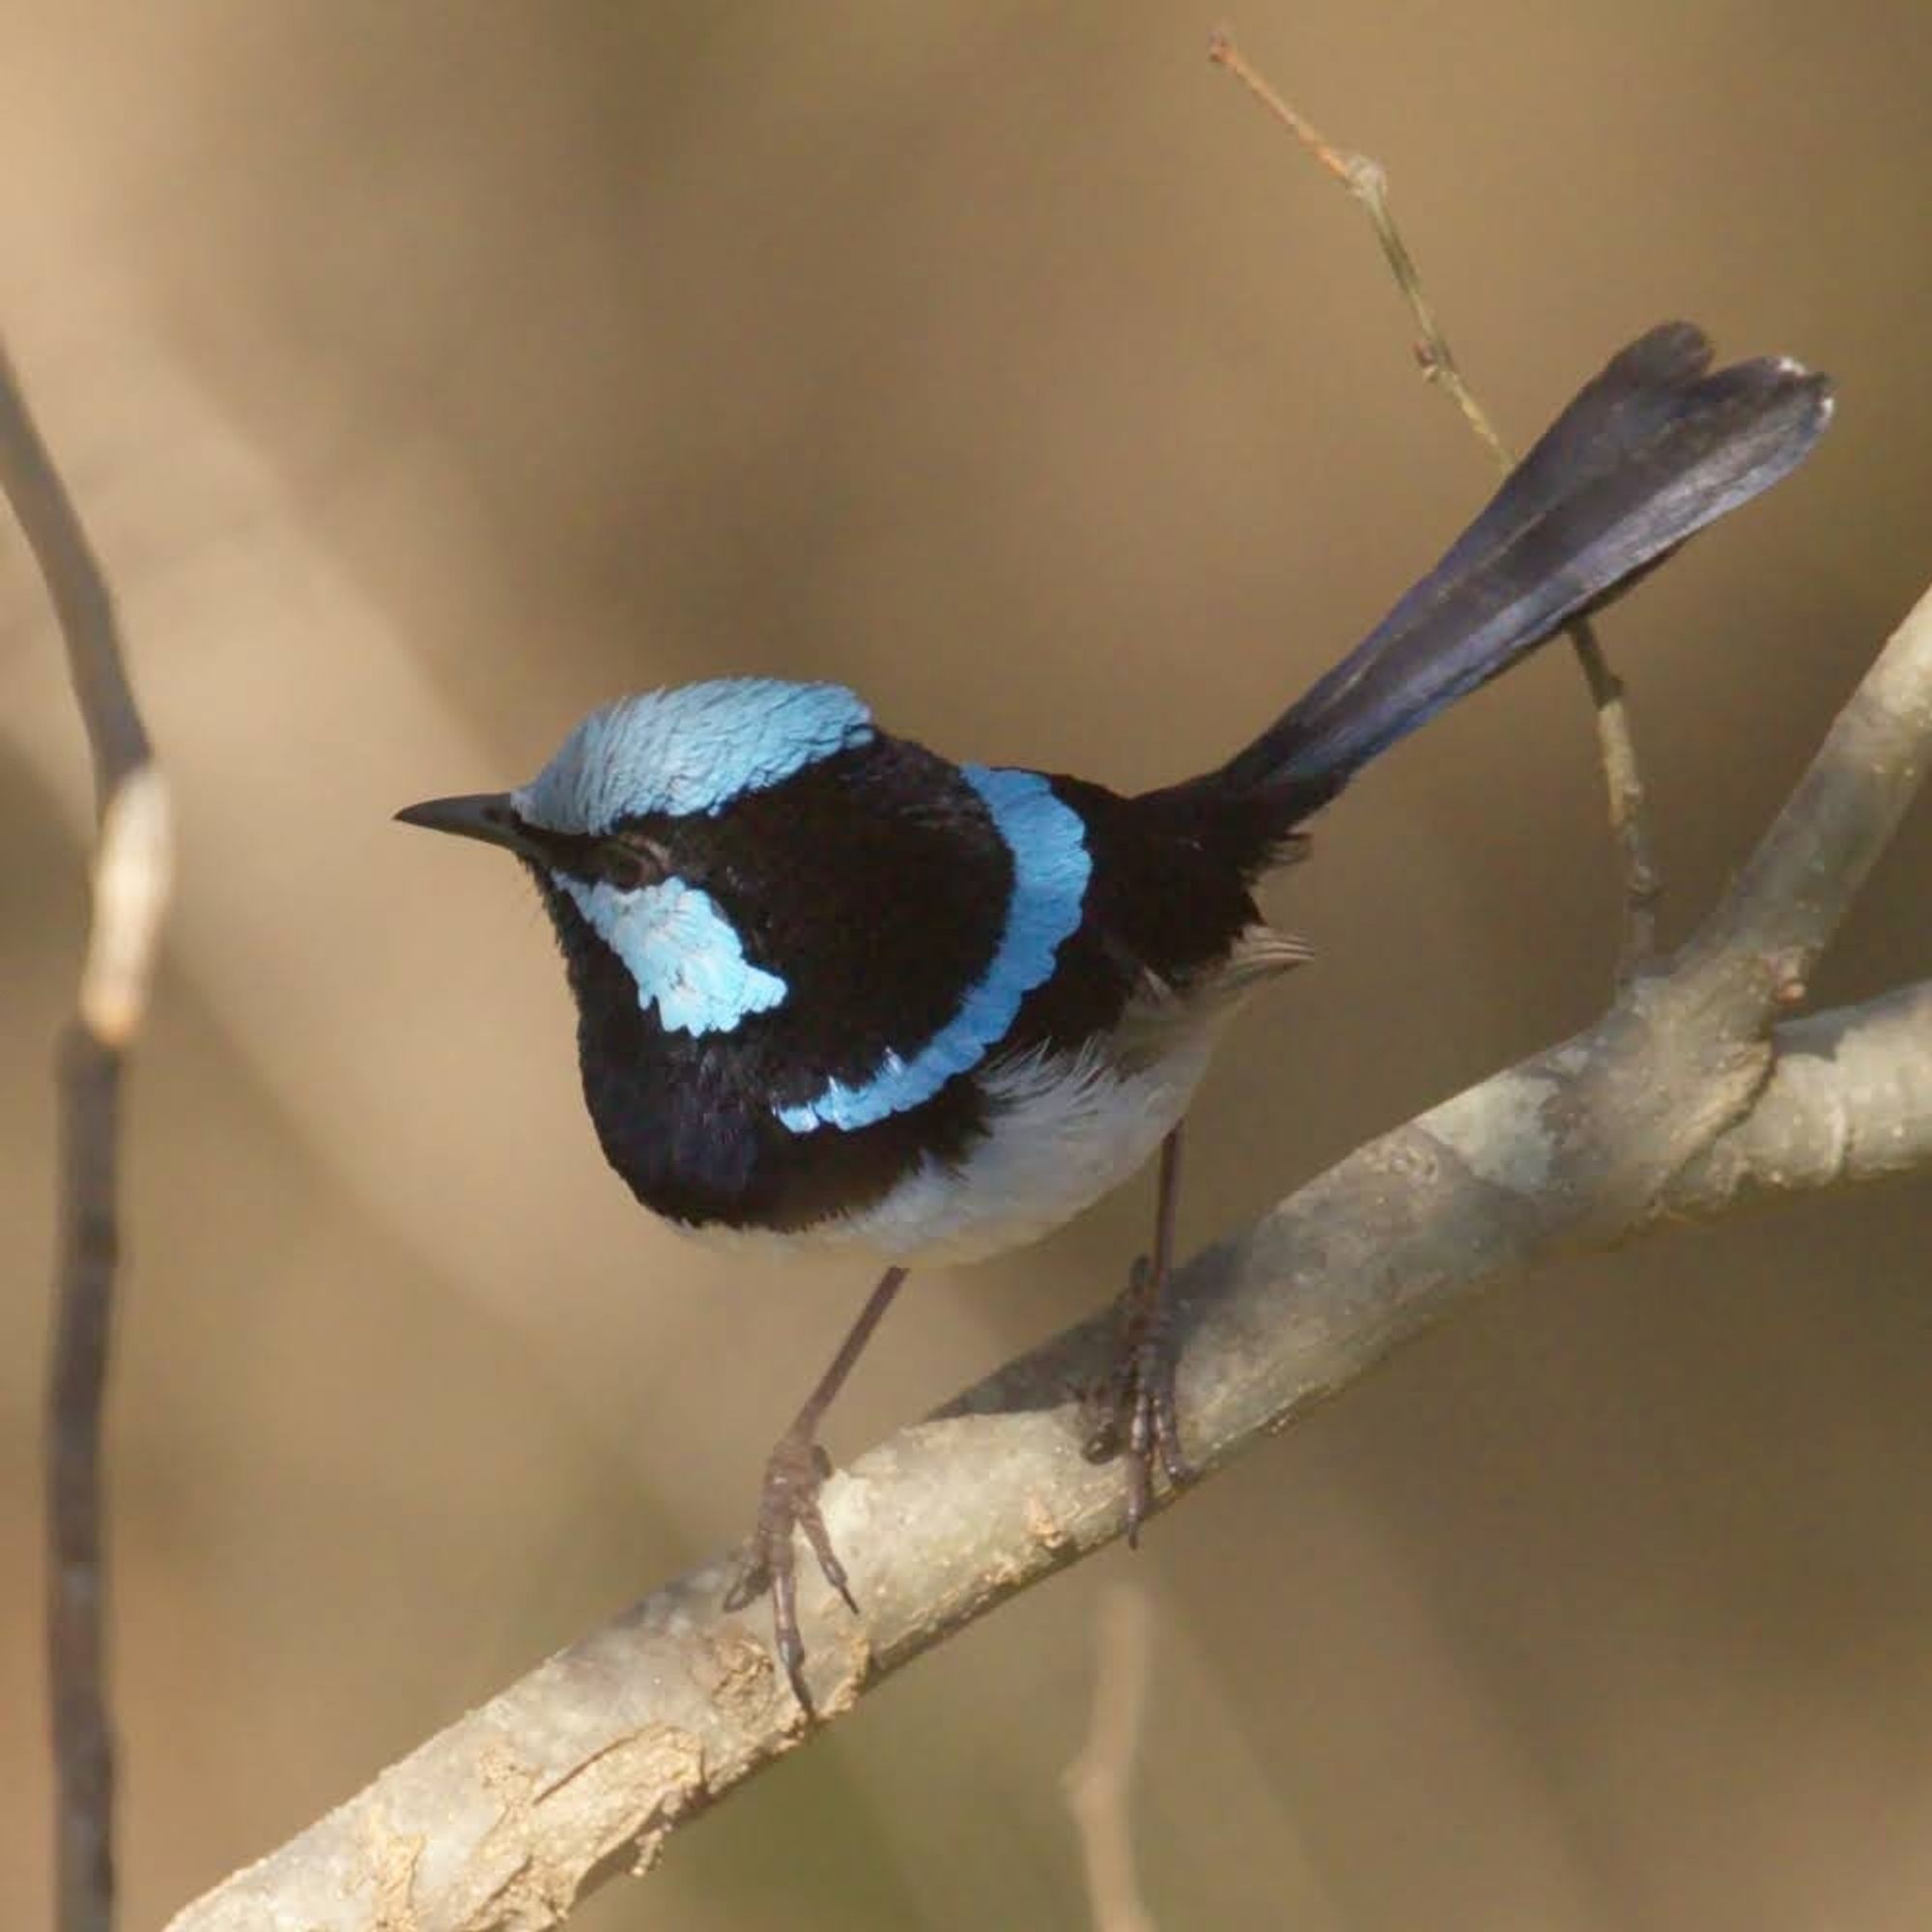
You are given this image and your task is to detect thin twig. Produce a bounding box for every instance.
[1208,30,1662,973]
[2,336,173,1932]
[1062,1585,1159,1932]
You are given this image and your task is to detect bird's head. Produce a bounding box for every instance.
[398,673,1086,1147]
[397,678,876,1037]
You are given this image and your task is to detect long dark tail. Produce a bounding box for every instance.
[1193,323,1832,835]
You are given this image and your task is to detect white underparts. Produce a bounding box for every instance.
[687,926,1302,1265]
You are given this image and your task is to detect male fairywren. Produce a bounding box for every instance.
[399,324,1830,1710]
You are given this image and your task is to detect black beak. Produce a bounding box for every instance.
[394,791,545,862]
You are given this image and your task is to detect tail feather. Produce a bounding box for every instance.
[1200,323,1833,829]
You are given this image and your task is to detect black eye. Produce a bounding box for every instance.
[602,836,667,892]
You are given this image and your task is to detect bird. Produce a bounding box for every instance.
[397,323,1831,1711]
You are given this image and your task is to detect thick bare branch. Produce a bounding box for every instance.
[4,333,174,1932]
[164,584,1931,1932]
[161,980,1932,1932]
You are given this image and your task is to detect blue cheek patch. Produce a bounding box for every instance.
[518,679,874,833]
[561,873,788,1037]
[776,766,1091,1132]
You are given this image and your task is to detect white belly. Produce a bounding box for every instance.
[681,928,1302,1267]
[683,1019,1218,1267]
[838,1027,1218,1263]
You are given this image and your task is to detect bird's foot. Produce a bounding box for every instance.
[1081,1253,1196,1543]
[723,1425,857,1716]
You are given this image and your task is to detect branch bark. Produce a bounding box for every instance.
[166,589,1931,1932]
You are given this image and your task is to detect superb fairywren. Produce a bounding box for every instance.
[399,324,1830,1709]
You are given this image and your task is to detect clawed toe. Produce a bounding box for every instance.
[723,1426,857,1715]
[1081,1254,1196,1543]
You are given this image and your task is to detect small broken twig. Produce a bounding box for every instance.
[1062,1584,1159,1932]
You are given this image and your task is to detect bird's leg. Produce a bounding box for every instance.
[1083,1124,1195,1541]
[724,1264,908,1714]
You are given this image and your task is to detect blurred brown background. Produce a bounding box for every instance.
[4,6,1929,1928]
